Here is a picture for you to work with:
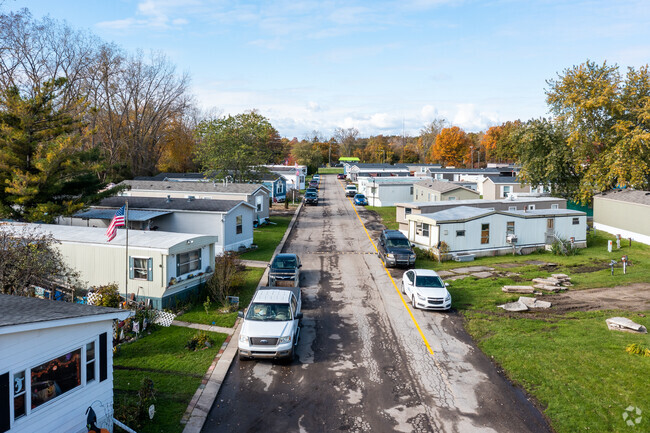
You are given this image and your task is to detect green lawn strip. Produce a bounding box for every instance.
[239,215,293,261]
[178,266,265,326]
[113,326,227,433]
[366,206,398,230]
[317,167,344,174]
[465,310,650,432]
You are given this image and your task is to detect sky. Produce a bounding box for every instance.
[6,0,650,139]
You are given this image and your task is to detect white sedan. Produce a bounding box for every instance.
[401,269,452,310]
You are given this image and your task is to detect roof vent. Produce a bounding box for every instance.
[188,196,194,202]
[166,195,172,203]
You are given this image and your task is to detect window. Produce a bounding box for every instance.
[528,204,536,210]
[132,258,150,280]
[448,196,456,201]
[13,371,26,419]
[236,215,243,234]
[573,217,579,225]
[502,185,512,198]
[86,342,95,383]
[177,249,201,276]
[551,204,559,209]
[508,206,517,211]
[410,186,414,195]
[256,196,263,212]
[547,218,554,230]
[31,349,81,409]
[277,183,283,193]
[405,208,412,215]
[300,176,304,183]
[416,222,430,237]
[456,230,465,237]
[481,224,490,244]
[506,221,515,235]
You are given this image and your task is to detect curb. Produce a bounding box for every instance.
[181,201,304,433]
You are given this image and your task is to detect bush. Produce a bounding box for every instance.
[626,343,650,357]
[550,237,579,256]
[92,283,121,307]
[185,331,213,351]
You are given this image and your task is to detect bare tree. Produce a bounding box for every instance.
[206,253,243,306]
[333,127,359,157]
[418,118,448,162]
[0,224,82,296]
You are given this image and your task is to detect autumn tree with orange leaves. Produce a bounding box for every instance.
[426,126,471,167]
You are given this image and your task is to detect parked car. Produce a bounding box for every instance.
[238,286,303,361]
[306,187,318,195]
[401,269,451,310]
[309,179,319,189]
[304,191,318,205]
[337,173,346,180]
[345,185,357,197]
[354,194,368,206]
[268,253,302,287]
[378,229,416,268]
[312,174,320,181]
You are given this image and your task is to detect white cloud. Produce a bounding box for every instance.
[451,103,499,131]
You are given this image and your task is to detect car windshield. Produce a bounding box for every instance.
[306,192,317,198]
[355,194,365,199]
[271,257,298,269]
[246,303,292,321]
[415,275,445,288]
[386,237,410,248]
[346,187,356,191]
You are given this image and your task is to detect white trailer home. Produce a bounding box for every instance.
[406,206,587,257]
[0,294,131,433]
[2,223,218,309]
[357,177,418,207]
[120,180,270,224]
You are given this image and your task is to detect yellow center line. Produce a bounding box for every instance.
[339,180,435,356]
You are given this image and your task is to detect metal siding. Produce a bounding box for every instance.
[594,197,650,237]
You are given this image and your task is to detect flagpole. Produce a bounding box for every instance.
[125,200,129,308]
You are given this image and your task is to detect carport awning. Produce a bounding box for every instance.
[74,209,172,222]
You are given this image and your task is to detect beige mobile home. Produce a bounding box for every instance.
[413,180,480,202]
[3,223,218,309]
[593,189,650,245]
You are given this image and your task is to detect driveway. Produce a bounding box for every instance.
[202,174,551,433]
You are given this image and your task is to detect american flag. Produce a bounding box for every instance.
[106,205,126,242]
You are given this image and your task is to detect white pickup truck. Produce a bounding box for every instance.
[238,286,302,361]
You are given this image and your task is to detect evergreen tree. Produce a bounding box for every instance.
[0,78,110,222]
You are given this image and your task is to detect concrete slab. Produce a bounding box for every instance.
[444,274,470,281]
[496,263,526,269]
[452,266,494,274]
[606,317,648,334]
[502,286,536,294]
[471,271,493,279]
[436,270,457,277]
[499,301,528,312]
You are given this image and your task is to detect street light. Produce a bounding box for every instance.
[470,146,474,169]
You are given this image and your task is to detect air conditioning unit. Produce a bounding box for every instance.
[506,234,518,244]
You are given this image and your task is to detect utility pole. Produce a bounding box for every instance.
[470,146,474,169]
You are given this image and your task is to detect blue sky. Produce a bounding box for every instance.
[6,0,650,138]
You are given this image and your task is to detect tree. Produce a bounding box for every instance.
[546,60,650,202]
[513,119,580,198]
[363,135,393,163]
[333,127,359,157]
[0,78,111,222]
[157,109,200,173]
[0,225,81,296]
[291,140,322,174]
[194,111,280,182]
[206,253,242,306]
[426,126,470,167]
[418,118,448,162]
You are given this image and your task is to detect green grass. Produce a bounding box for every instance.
[366,205,650,432]
[317,167,344,174]
[465,310,650,432]
[178,267,265,326]
[366,206,398,230]
[113,326,227,433]
[239,215,293,261]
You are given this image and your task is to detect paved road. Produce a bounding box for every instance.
[203,174,551,433]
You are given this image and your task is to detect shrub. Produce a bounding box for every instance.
[186,331,213,351]
[626,343,650,357]
[550,236,579,256]
[92,283,121,307]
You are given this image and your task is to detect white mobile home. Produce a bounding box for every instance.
[0,294,131,433]
[263,165,307,190]
[593,189,650,245]
[357,177,419,207]
[67,196,255,253]
[120,180,270,223]
[406,206,587,257]
[3,223,218,309]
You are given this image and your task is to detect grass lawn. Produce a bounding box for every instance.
[366,206,398,230]
[239,215,293,262]
[177,266,266,327]
[318,167,344,174]
[367,205,650,432]
[113,326,227,433]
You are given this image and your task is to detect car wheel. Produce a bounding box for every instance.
[411,294,418,310]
